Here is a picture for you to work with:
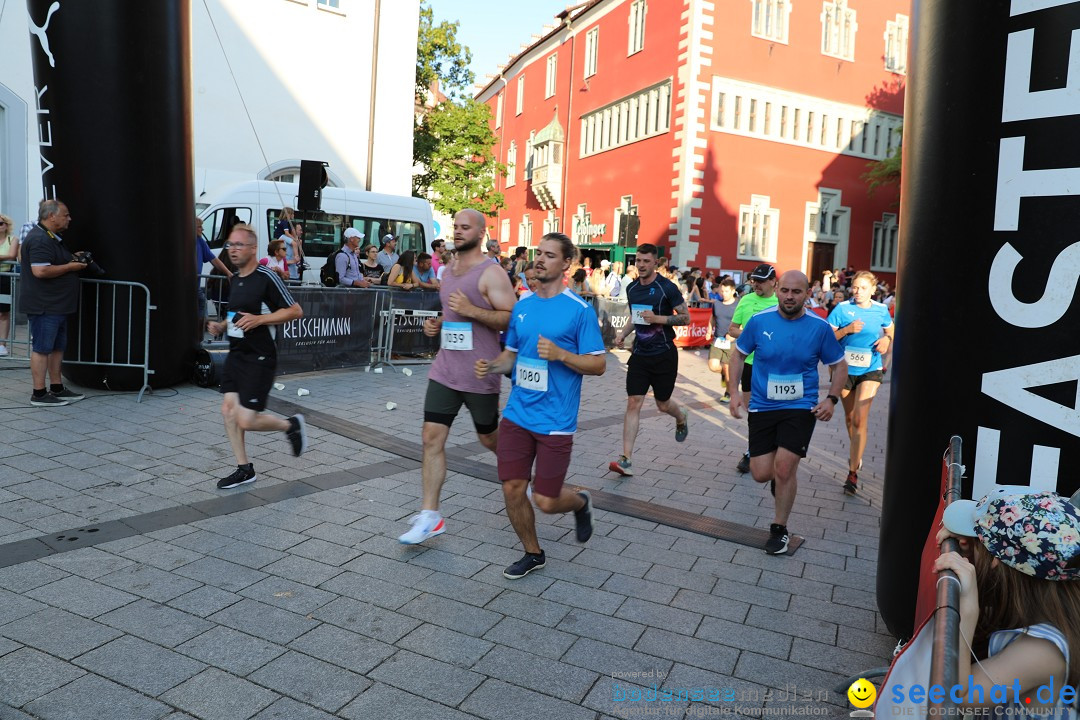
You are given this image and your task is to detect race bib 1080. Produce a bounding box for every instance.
[441,322,473,351]
[515,357,549,392]
[767,374,803,401]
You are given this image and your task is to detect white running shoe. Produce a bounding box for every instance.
[0,345,8,356]
[398,510,445,544]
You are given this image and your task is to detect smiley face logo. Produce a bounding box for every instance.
[847,678,876,709]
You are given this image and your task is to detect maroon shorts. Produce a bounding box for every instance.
[496,418,574,498]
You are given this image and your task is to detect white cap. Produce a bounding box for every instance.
[600,259,611,268]
[344,228,363,240]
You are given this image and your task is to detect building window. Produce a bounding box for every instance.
[525,131,535,181]
[821,0,857,62]
[519,214,533,246]
[872,213,899,272]
[585,27,599,78]
[581,79,671,157]
[494,92,504,130]
[506,142,517,187]
[805,188,850,248]
[543,211,560,235]
[885,14,909,75]
[751,0,790,44]
[500,218,511,245]
[317,0,339,7]
[628,0,646,55]
[738,195,779,261]
[545,55,558,98]
[516,75,524,115]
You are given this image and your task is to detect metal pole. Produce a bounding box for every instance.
[365,0,381,191]
[927,435,963,718]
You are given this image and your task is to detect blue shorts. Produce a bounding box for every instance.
[29,314,68,354]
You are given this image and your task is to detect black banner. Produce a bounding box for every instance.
[383,290,442,356]
[880,0,1080,638]
[27,0,195,389]
[274,288,379,374]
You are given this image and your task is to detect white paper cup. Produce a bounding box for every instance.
[297,388,310,397]
[385,402,397,410]
[273,383,285,391]
[402,368,413,376]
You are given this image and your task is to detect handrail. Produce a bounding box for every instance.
[927,435,963,718]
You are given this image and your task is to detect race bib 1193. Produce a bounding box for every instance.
[767,374,803,401]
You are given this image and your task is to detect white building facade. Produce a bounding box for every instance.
[0,0,418,225]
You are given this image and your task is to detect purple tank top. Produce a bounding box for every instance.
[429,260,503,394]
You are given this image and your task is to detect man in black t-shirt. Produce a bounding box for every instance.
[609,243,691,477]
[207,224,306,490]
[19,199,88,407]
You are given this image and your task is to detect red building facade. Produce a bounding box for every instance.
[477,0,907,284]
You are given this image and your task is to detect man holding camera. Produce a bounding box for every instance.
[19,199,88,407]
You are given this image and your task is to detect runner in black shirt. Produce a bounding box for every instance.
[207,224,306,489]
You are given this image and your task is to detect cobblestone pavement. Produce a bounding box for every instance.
[0,344,894,719]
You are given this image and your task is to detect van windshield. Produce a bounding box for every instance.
[203,207,253,248]
[267,210,426,257]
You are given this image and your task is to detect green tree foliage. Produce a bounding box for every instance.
[414,2,504,215]
[864,135,901,195]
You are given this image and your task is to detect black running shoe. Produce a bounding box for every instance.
[30,393,67,407]
[217,465,256,489]
[503,552,546,579]
[574,491,593,543]
[736,452,751,474]
[765,523,789,555]
[52,386,85,401]
[286,415,307,457]
[843,471,858,496]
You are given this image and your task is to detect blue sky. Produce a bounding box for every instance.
[429,0,571,88]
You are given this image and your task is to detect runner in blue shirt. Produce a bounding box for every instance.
[476,233,606,579]
[729,270,847,555]
[827,270,894,495]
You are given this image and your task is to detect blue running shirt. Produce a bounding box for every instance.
[503,289,606,434]
[827,300,892,376]
[736,307,845,412]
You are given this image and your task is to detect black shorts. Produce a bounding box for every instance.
[423,379,500,434]
[748,409,817,458]
[220,352,277,411]
[844,370,884,391]
[741,362,754,392]
[626,347,678,401]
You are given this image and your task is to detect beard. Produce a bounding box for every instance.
[778,301,803,318]
[454,235,481,252]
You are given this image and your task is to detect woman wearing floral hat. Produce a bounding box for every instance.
[936,489,1080,718]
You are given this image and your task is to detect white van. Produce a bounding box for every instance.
[197,180,435,281]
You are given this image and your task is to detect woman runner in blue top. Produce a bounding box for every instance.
[826,270,893,495]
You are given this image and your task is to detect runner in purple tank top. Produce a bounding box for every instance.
[398,209,517,544]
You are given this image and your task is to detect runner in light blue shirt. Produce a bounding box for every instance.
[729,270,847,556]
[826,271,894,495]
[476,233,606,581]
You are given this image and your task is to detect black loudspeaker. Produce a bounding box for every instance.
[192,345,229,388]
[618,213,640,246]
[297,160,329,212]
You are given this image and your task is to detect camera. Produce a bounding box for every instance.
[72,251,106,277]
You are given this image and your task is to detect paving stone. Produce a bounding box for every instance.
[0,648,85,707]
[287,537,362,566]
[557,608,648,649]
[633,627,740,676]
[482,616,578,661]
[95,563,202,603]
[788,595,877,631]
[74,635,206,696]
[398,592,503,637]
[471,644,600,703]
[367,649,484,706]
[161,668,279,720]
[39,547,134,579]
[746,605,837,645]
[562,637,673,678]
[120,540,203,571]
[460,678,597,720]
[671,588,751,624]
[580,674,692,719]
[26,574,137,618]
[313,597,422,644]
[302,522,372,547]
[641,563,719,593]
[338,682,478,720]
[406,547,489,578]
[0,589,46,626]
[396,622,494,668]
[540,579,626,615]
[208,598,319,645]
[238,577,337,615]
[412,570,504,607]
[342,553,434,587]
[259,554,343,587]
[249,650,371,712]
[0,561,67,593]
[174,556,269,593]
[733,651,847,699]
[25,673,171,720]
[167,585,241,618]
[600,572,679,605]
[177,626,287,676]
[208,540,288,570]
[317,571,421,610]
[469,564,557,596]
[485,589,572,626]
[250,697,340,720]
[0,637,17,657]
[0,608,122,659]
[615,597,703,636]
[98,599,214,648]
[287,623,396,675]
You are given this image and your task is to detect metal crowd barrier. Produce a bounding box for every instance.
[928,435,963,718]
[0,271,155,402]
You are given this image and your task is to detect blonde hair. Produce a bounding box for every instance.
[0,214,13,236]
[228,223,257,243]
[852,270,878,287]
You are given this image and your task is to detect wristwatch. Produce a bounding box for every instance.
[826,394,839,405]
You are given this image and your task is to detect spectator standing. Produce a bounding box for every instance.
[196,216,233,322]
[336,229,371,288]
[359,243,383,282]
[389,251,418,290]
[19,200,87,406]
[486,238,501,264]
[415,252,439,290]
[0,214,19,356]
[376,235,399,274]
[430,239,446,275]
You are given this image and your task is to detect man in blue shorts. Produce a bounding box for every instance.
[729,270,847,555]
[476,232,606,579]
